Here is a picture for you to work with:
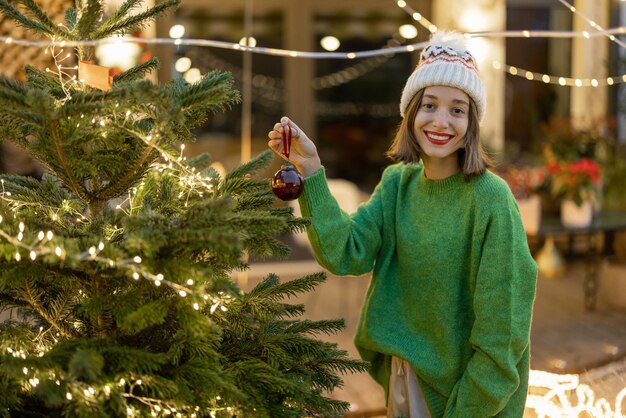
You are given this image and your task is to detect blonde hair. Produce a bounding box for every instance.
[386,88,491,180]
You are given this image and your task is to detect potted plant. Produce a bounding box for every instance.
[538,119,611,219]
[545,158,602,228]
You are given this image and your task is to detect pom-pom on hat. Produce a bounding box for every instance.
[399,31,486,122]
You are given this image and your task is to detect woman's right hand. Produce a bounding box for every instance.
[268,116,322,177]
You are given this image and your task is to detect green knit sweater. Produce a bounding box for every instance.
[299,163,537,418]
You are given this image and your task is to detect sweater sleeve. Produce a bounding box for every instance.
[298,166,391,276]
[444,190,538,417]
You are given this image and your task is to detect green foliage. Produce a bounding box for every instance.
[215,274,368,417]
[0,0,364,415]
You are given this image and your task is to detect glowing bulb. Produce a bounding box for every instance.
[133,272,140,280]
[184,68,202,84]
[559,77,567,86]
[179,291,187,297]
[398,24,418,40]
[238,36,257,47]
[174,57,192,73]
[55,247,62,257]
[29,251,36,260]
[169,24,185,39]
[133,256,142,263]
[320,36,340,52]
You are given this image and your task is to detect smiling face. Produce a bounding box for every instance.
[413,86,470,178]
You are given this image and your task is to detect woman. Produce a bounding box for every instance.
[268,32,537,418]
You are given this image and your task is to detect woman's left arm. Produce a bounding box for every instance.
[445,194,538,416]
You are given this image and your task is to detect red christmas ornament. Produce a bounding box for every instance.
[271,125,304,201]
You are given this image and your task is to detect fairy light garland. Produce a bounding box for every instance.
[557,0,626,50]
[527,369,626,416]
[4,16,626,89]
[393,0,626,88]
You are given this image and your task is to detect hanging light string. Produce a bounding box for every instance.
[557,0,626,50]
[4,23,626,59]
[4,30,626,88]
[187,31,408,94]
[395,0,438,33]
[394,0,626,87]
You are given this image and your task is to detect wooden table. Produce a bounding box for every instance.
[528,211,626,311]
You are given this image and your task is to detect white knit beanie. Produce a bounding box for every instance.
[399,31,486,122]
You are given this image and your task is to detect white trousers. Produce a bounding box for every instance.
[387,357,432,418]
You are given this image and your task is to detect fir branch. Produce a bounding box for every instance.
[113,57,159,84]
[75,0,104,38]
[96,0,145,35]
[50,120,90,203]
[245,236,291,260]
[0,173,85,220]
[313,349,369,375]
[57,82,157,118]
[92,0,179,39]
[233,194,275,211]
[281,319,345,337]
[224,150,273,180]
[20,0,69,38]
[64,6,77,31]
[280,303,306,318]
[0,87,28,110]
[22,278,76,339]
[0,75,27,95]
[246,272,326,303]
[0,0,56,35]
[186,153,213,170]
[178,70,240,112]
[25,64,64,93]
[97,144,156,200]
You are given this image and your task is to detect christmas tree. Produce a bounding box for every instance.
[0,0,366,416]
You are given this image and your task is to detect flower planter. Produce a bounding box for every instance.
[560,199,593,228]
[517,194,541,235]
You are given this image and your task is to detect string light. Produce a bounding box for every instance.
[526,369,626,416]
[557,0,626,50]
[4,23,626,89]
[393,0,626,88]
